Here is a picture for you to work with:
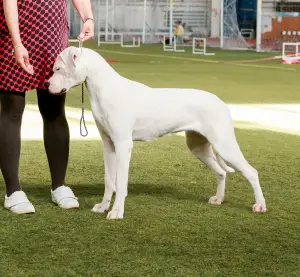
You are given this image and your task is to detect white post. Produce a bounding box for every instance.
[142,0,147,44]
[169,0,173,45]
[112,0,115,41]
[105,0,109,41]
[220,0,224,48]
[211,0,220,38]
[97,0,101,46]
[256,0,262,52]
[163,35,174,51]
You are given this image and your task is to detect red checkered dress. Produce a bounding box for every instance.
[0,0,69,92]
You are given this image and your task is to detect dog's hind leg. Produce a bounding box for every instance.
[205,129,266,212]
[92,131,116,214]
[186,131,231,205]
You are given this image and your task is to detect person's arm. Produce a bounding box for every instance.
[3,0,22,47]
[72,0,94,41]
[3,0,34,75]
[72,0,93,22]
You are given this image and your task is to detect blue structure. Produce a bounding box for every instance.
[236,0,257,32]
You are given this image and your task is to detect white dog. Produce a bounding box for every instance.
[47,47,267,219]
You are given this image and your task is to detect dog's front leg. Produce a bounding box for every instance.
[107,139,133,220]
[92,132,116,214]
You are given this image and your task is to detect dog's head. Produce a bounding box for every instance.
[46,47,87,95]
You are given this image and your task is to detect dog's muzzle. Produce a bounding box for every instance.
[45,81,66,93]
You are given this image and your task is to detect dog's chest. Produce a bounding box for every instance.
[90,102,108,132]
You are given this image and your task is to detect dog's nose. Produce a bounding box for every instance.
[44,82,50,88]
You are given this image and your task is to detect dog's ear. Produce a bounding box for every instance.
[68,47,82,67]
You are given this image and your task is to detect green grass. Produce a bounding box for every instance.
[1,132,300,276]
[2,44,300,276]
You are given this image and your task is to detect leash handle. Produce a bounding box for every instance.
[80,83,88,137]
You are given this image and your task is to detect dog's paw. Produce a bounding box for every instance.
[208,196,223,205]
[106,208,124,220]
[92,202,110,213]
[252,203,267,213]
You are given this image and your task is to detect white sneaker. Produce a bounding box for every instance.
[51,185,79,209]
[4,191,35,214]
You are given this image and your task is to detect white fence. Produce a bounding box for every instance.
[67,0,300,52]
[68,0,219,46]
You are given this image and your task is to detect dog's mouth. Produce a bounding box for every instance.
[55,88,67,95]
[48,88,67,96]
[49,81,85,95]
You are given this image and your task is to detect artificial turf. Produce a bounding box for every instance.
[1,43,300,276]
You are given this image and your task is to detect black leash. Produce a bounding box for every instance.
[80,82,88,137]
[78,40,88,137]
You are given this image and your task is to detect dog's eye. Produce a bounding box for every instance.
[56,68,60,71]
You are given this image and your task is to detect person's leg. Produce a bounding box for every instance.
[0,90,35,214]
[0,99,1,169]
[36,89,78,209]
[0,91,25,195]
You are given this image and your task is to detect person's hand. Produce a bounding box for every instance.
[13,44,34,75]
[78,19,94,42]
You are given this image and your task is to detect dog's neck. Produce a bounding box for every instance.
[83,50,121,100]
[83,50,119,83]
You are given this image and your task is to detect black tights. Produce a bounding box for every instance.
[0,89,70,196]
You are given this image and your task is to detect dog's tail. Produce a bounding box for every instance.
[216,154,235,173]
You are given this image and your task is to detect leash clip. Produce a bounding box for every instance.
[79,40,83,55]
